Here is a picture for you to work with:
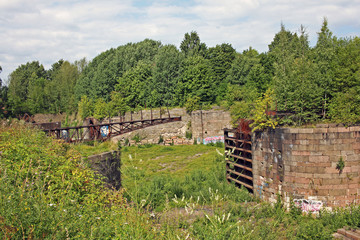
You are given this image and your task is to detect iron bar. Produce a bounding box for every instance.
[42,116,181,143]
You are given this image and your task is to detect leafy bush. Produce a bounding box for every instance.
[185,130,192,139]
[93,98,109,121]
[328,86,360,125]
[184,96,200,113]
[158,135,164,144]
[77,95,93,120]
[131,133,142,143]
[250,89,278,131]
[4,123,359,239]
[0,122,167,239]
[296,219,332,239]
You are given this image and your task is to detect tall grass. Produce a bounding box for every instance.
[122,153,253,211]
[0,122,174,239]
[1,122,359,239]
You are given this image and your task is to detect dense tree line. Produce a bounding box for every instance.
[4,19,360,126]
[0,65,8,118]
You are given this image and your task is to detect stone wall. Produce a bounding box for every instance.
[192,109,232,144]
[112,107,232,145]
[87,151,121,190]
[252,125,360,210]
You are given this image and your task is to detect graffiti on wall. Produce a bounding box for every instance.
[100,126,109,137]
[61,130,68,139]
[294,199,323,213]
[202,136,224,145]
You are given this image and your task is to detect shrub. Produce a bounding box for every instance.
[329,86,360,125]
[131,134,142,143]
[185,131,192,139]
[0,122,165,239]
[250,89,278,131]
[158,135,164,144]
[184,96,200,114]
[296,220,332,239]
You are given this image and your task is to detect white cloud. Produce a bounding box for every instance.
[1,0,359,81]
[193,0,259,21]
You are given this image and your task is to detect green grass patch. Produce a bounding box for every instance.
[72,140,118,157]
[1,123,360,239]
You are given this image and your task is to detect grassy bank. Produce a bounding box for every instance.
[1,122,360,239]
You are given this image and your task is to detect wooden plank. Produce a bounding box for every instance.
[226,167,253,180]
[224,137,251,145]
[226,175,253,189]
[225,160,252,172]
[225,145,252,153]
[226,154,252,163]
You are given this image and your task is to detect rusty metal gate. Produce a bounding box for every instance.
[224,120,253,192]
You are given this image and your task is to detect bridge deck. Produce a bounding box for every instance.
[43,116,181,143]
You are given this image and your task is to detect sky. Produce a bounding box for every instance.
[1,0,359,82]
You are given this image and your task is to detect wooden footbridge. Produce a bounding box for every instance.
[38,111,181,143]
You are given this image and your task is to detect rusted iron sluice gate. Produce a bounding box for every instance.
[224,122,254,193]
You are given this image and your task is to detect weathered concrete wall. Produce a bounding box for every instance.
[87,151,121,190]
[252,125,360,210]
[112,107,232,145]
[192,109,232,144]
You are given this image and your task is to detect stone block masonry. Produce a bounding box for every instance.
[112,107,232,145]
[87,151,121,190]
[191,109,232,144]
[252,125,360,210]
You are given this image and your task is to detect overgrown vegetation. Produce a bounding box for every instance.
[2,123,359,239]
[0,122,161,239]
[3,19,360,128]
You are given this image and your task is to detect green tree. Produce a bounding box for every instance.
[47,59,64,80]
[184,96,201,113]
[8,61,46,114]
[93,98,109,121]
[74,57,88,73]
[270,25,299,113]
[27,73,47,114]
[115,62,153,109]
[0,65,8,118]
[332,37,360,93]
[75,48,116,101]
[75,39,161,101]
[180,31,207,57]
[313,18,336,118]
[329,86,360,124]
[152,44,183,107]
[290,27,323,124]
[227,48,270,94]
[206,43,236,100]
[250,88,278,131]
[78,95,93,120]
[227,48,259,85]
[46,61,79,113]
[108,91,128,117]
[271,25,323,125]
[225,84,259,126]
[176,56,214,106]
